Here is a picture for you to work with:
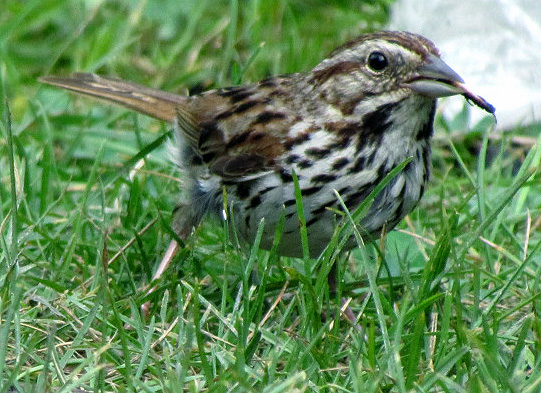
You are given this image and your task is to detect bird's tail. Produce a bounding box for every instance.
[39,73,188,123]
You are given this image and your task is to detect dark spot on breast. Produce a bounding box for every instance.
[236,181,254,200]
[348,156,366,174]
[284,199,296,207]
[279,168,293,183]
[311,203,330,216]
[249,195,262,208]
[422,146,430,183]
[344,187,372,210]
[305,147,331,159]
[332,157,350,171]
[302,185,323,196]
[284,132,311,150]
[325,121,363,139]
[285,211,296,219]
[258,186,276,196]
[342,122,363,137]
[404,159,414,172]
[337,186,350,195]
[416,103,436,140]
[326,136,351,150]
[386,183,406,223]
[365,150,378,167]
[377,164,388,179]
[297,159,313,169]
[361,102,397,137]
[355,101,404,152]
[305,216,319,227]
[311,174,336,184]
[285,154,301,164]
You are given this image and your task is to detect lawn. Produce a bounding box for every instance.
[1,0,540,392]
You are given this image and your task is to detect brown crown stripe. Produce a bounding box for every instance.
[329,31,438,60]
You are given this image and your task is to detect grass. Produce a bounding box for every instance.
[1,0,541,391]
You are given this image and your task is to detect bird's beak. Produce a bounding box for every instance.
[408,54,465,98]
[407,54,495,114]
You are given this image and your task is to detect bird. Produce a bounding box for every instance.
[40,30,494,302]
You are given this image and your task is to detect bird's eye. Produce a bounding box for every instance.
[367,51,388,72]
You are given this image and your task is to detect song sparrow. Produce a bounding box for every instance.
[40,31,494,285]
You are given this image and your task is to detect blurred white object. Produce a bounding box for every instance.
[388,0,541,129]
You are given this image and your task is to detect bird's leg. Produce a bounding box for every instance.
[141,239,181,318]
[327,261,360,329]
[141,204,196,318]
